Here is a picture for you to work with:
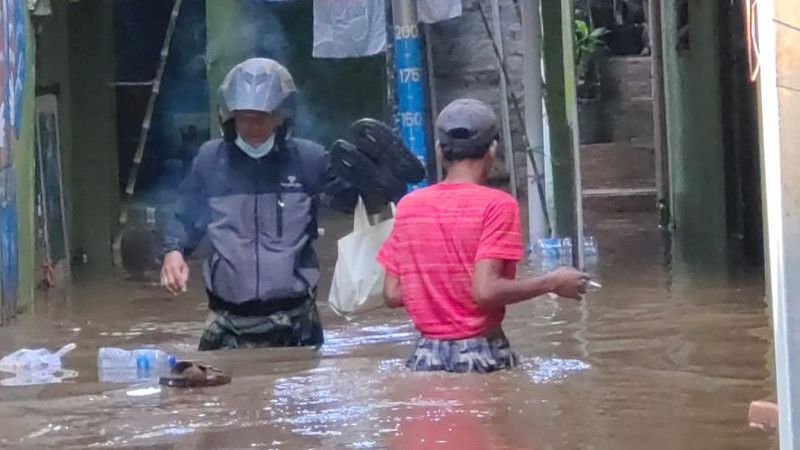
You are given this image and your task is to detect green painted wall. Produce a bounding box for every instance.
[66,0,119,274]
[206,0,248,136]
[38,1,119,277]
[14,8,37,311]
[661,1,727,261]
[541,0,577,238]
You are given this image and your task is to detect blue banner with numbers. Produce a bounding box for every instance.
[393,23,428,190]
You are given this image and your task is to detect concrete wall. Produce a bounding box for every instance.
[717,1,763,263]
[600,56,653,148]
[765,0,800,438]
[65,0,119,274]
[660,1,727,261]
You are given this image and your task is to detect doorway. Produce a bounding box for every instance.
[34,94,70,291]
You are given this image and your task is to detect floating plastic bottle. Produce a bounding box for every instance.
[97,347,176,382]
[98,347,176,370]
[533,236,598,259]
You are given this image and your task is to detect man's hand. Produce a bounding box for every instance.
[383,273,403,308]
[547,267,591,300]
[161,251,189,295]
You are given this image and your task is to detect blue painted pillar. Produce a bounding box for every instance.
[392,0,429,189]
[0,0,26,322]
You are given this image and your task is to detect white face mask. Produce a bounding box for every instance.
[236,134,276,159]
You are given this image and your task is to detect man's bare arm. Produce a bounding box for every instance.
[471,259,589,308]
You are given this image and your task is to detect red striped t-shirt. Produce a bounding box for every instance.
[376,182,523,339]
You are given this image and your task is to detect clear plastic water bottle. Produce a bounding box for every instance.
[534,236,598,258]
[584,236,599,257]
[536,237,568,258]
[97,347,176,383]
[98,348,176,371]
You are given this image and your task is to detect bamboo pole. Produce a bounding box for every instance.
[112,0,184,267]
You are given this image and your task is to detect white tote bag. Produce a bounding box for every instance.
[328,198,395,316]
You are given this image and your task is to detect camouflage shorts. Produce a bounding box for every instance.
[407,335,518,373]
[198,298,324,351]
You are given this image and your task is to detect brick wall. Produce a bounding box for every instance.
[427,0,528,190]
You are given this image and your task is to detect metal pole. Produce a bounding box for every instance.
[648,0,669,225]
[757,0,799,444]
[392,0,430,190]
[424,24,443,182]
[384,0,399,131]
[489,0,518,199]
[520,0,548,245]
[560,0,584,269]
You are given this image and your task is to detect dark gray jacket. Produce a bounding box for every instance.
[164,137,355,316]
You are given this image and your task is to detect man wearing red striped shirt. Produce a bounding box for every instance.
[377,98,588,373]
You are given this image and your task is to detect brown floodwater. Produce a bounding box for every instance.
[0,211,776,449]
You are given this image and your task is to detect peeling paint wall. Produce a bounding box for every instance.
[66,0,119,274]
[8,0,35,316]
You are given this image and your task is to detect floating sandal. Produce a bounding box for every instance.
[350,118,426,184]
[159,361,231,388]
[330,139,405,212]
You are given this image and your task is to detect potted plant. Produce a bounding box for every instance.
[574,19,609,143]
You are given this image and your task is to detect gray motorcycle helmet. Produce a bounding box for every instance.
[218,58,297,124]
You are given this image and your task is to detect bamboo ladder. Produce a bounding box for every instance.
[112,0,184,268]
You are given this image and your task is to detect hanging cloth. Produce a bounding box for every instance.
[313,0,387,59]
[417,0,462,24]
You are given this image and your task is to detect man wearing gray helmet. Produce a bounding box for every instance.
[377,98,588,373]
[160,58,359,350]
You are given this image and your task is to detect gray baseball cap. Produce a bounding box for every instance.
[435,98,499,151]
